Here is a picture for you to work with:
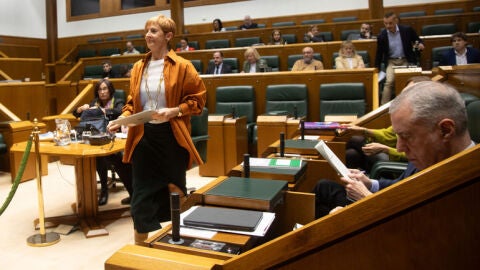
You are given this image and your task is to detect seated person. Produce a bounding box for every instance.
[212,18,226,32]
[268,29,285,45]
[102,61,114,79]
[303,25,325,42]
[239,15,258,30]
[313,81,474,218]
[176,37,195,52]
[291,46,324,71]
[241,47,269,73]
[73,79,133,205]
[347,23,375,40]
[439,32,480,66]
[335,41,365,69]
[206,51,232,75]
[123,41,140,55]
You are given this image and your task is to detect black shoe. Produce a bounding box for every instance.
[99,190,108,206]
[121,196,131,205]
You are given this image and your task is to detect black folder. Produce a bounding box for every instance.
[183,206,263,232]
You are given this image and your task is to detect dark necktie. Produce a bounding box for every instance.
[215,65,219,75]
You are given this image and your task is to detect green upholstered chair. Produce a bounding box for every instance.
[134,46,146,53]
[399,10,426,18]
[0,133,7,155]
[205,39,230,49]
[215,86,256,144]
[319,31,333,41]
[467,100,480,143]
[126,34,143,40]
[369,161,408,180]
[431,46,451,67]
[77,49,96,60]
[190,107,209,163]
[83,65,104,79]
[265,84,308,118]
[87,38,103,43]
[272,21,295,27]
[287,53,322,70]
[105,36,122,41]
[301,19,325,25]
[467,22,480,33]
[190,60,203,74]
[224,26,238,31]
[282,34,297,44]
[113,89,126,102]
[111,64,129,78]
[434,8,464,15]
[460,92,480,106]
[421,23,457,36]
[341,29,360,41]
[332,16,357,22]
[473,7,480,12]
[176,41,199,50]
[257,23,266,28]
[260,55,280,72]
[234,37,261,47]
[332,50,370,68]
[223,58,239,73]
[319,83,366,121]
[99,47,120,56]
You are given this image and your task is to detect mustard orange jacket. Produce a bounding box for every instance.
[121,50,207,168]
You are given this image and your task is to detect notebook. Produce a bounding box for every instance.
[183,206,264,232]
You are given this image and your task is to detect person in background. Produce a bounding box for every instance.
[303,25,325,42]
[107,14,206,244]
[212,18,226,32]
[73,79,133,206]
[291,46,324,71]
[268,29,286,45]
[124,41,140,55]
[313,81,474,218]
[241,47,269,73]
[176,37,195,52]
[347,23,375,40]
[335,40,365,69]
[239,15,258,30]
[439,32,480,66]
[102,61,114,78]
[375,11,424,105]
[206,51,232,75]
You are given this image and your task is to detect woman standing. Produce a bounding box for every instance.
[334,41,365,69]
[108,14,206,243]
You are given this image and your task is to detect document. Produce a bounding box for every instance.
[315,140,352,181]
[245,157,302,169]
[109,110,156,127]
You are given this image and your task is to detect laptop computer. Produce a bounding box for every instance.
[183,206,263,232]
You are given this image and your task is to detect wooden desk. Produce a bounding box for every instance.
[256,115,302,157]
[10,139,128,238]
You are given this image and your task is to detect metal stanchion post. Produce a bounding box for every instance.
[27,119,60,247]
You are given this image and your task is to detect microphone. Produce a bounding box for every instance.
[168,192,184,245]
[279,132,285,157]
[231,106,236,119]
[300,120,305,140]
[243,153,250,178]
[293,105,298,119]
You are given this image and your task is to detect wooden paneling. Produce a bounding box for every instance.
[0,58,43,81]
[0,82,49,121]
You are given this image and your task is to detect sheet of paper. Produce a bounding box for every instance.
[315,140,352,181]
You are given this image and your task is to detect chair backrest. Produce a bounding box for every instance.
[341,29,360,41]
[399,10,426,18]
[83,65,104,79]
[467,22,480,33]
[191,107,209,137]
[431,46,451,67]
[223,58,239,73]
[134,46,146,53]
[105,36,122,41]
[467,100,480,143]
[190,59,203,74]
[87,38,103,44]
[257,23,266,28]
[434,8,464,15]
[126,34,143,40]
[77,49,96,59]
[265,84,308,117]
[332,51,370,68]
[112,64,129,78]
[421,23,457,36]
[176,41,199,50]
[282,34,297,44]
[301,19,325,25]
[224,26,238,31]
[460,92,480,106]
[99,47,120,56]
[319,83,366,121]
[234,37,261,47]
[474,7,480,12]
[272,21,295,27]
[205,39,230,49]
[287,53,322,70]
[260,55,280,71]
[113,89,126,102]
[319,31,333,41]
[332,16,357,22]
[215,86,255,124]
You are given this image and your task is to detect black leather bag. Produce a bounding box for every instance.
[76,107,108,135]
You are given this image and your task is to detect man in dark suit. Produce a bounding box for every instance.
[439,32,480,66]
[313,81,474,218]
[205,51,232,75]
[375,12,424,105]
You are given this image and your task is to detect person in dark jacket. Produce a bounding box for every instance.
[439,32,480,66]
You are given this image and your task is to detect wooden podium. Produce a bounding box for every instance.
[199,115,248,177]
[256,115,302,157]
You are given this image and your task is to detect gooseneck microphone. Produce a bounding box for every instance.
[279,132,285,157]
[243,153,250,178]
[300,120,305,140]
[168,192,184,245]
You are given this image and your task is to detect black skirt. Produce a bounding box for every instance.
[131,122,188,233]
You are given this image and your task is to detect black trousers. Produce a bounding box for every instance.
[312,180,352,218]
[96,152,133,195]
